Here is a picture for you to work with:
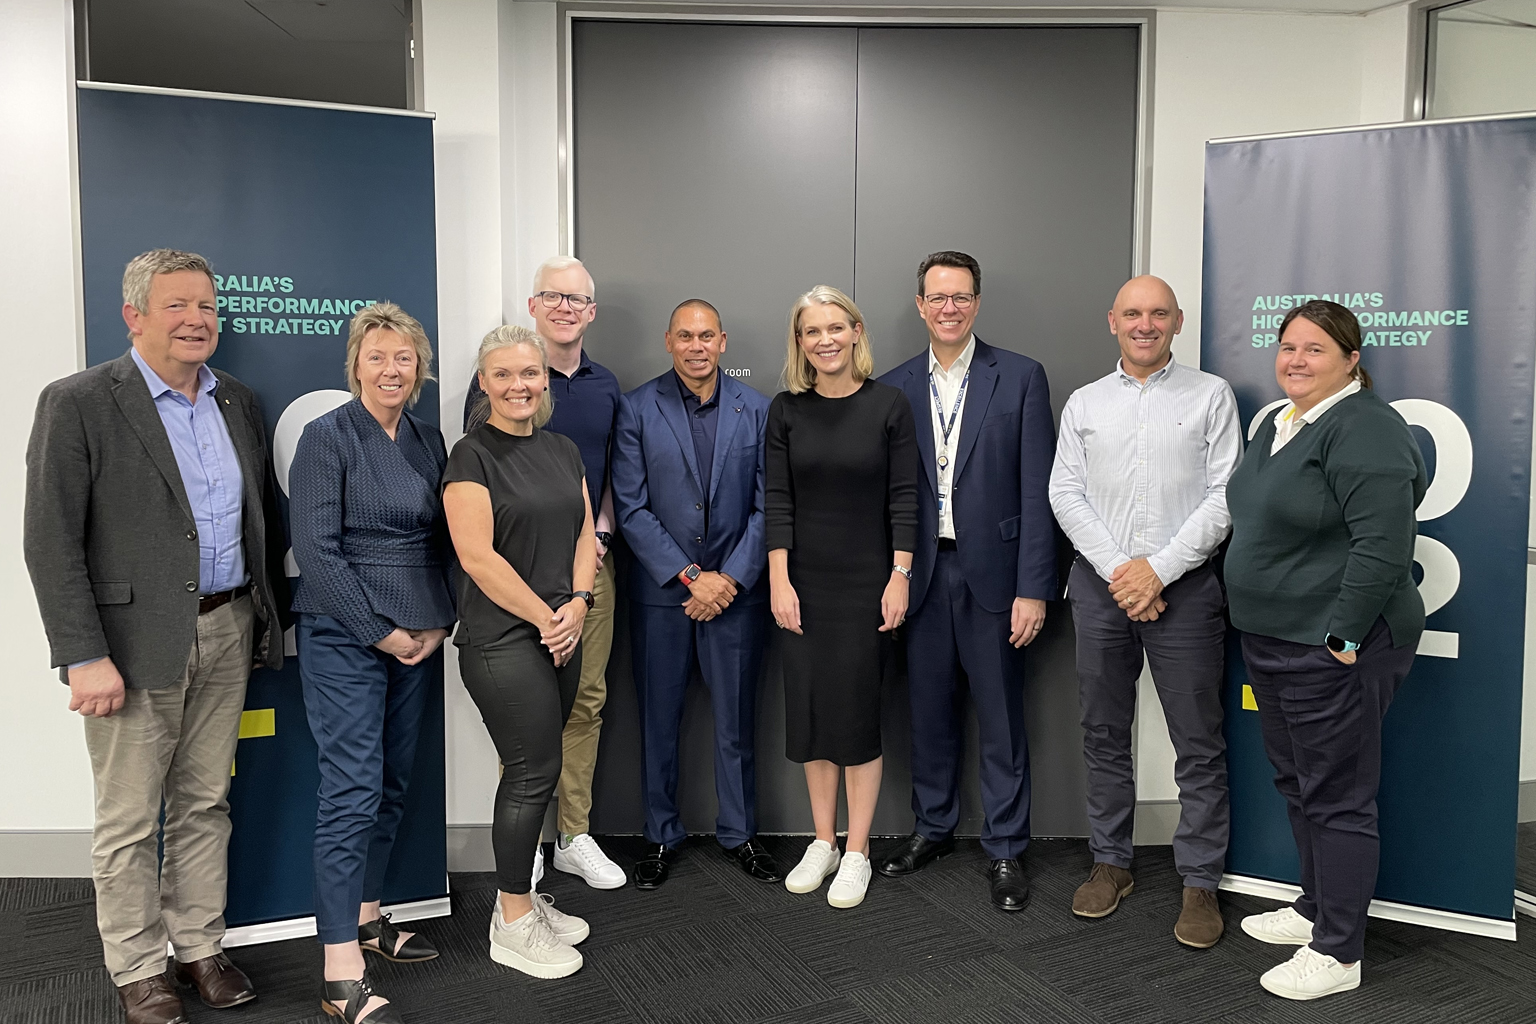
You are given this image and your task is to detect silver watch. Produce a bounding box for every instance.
[891,564,912,580]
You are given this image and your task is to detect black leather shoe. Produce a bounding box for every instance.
[989,858,1029,911]
[634,842,679,890]
[875,833,954,877]
[723,837,783,883]
[360,913,439,962]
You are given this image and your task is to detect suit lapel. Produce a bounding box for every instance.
[707,376,744,504]
[655,374,704,496]
[952,339,998,485]
[903,363,939,498]
[110,352,194,522]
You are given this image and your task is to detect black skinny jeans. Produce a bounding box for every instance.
[458,632,580,894]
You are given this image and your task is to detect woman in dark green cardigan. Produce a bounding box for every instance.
[1225,300,1427,1002]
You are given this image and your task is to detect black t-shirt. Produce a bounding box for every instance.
[444,423,586,647]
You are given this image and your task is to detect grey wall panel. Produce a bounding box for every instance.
[853,26,1140,838]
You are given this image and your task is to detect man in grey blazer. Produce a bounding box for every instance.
[24,250,286,1024]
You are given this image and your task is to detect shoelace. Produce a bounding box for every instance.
[1289,947,1335,978]
[571,834,608,870]
[833,856,865,885]
[535,892,565,923]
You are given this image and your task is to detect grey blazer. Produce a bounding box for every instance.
[24,350,287,688]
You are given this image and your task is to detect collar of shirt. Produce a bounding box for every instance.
[131,347,217,403]
[928,335,976,381]
[1274,378,1362,430]
[1116,354,1177,390]
[550,347,594,381]
[674,369,722,409]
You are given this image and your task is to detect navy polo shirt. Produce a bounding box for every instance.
[464,350,622,500]
[676,370,721,501]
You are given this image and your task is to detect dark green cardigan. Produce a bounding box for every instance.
[1225,389,1428,648]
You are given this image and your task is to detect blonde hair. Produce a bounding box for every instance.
[782,285,874,394]
[474,325,554,428]
[345,302,436,408]
[531,255,594,299]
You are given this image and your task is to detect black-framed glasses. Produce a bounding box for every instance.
[534,290,594,311]
[923,292,976,309]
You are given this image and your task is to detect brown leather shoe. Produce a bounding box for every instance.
[173,951,257,1008]
[117,975,188,1024]
[1071,862,1135,918]
[1174,885,1224,948]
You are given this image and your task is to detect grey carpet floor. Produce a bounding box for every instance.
[2,836,1532,1024]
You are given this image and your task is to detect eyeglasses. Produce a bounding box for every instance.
[534,290,594,311]
[923,292,976,309]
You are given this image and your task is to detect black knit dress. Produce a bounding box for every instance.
[766,379,919,766]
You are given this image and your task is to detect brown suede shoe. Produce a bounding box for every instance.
[1071,862,1135,918]
[173,951,256,1008]
[1174,886,1225,948]
[117,975,188,1024]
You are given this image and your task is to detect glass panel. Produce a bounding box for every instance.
[1428,0,1536,118]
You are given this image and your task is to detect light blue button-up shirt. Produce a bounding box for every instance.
[131,348,247,594]
[1049,356,1241,586]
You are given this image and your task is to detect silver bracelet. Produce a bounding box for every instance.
[891,564,912,580]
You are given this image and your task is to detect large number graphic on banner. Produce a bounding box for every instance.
[1202,116,1536,923]
[76,85,446,929]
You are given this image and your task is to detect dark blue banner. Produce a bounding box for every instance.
[1202,116,1536,922]
[76,85,445,929]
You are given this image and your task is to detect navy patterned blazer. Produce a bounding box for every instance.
[289,398,456,645]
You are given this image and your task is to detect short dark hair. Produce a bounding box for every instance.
[669,298,723,332]
[917,251,981,296]
[1279,300,1372,389]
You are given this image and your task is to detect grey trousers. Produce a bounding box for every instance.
[1068,558,1229,889]
[83,595,255,986]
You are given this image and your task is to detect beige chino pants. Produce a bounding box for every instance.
[556,556,615,837]
[84,595,255,986]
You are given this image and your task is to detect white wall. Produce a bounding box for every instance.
[1432,19,1536,118]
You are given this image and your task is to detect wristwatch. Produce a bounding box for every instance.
[678,563,702,586]
[1325,633,1360,654]
[891,564,912,580]
[573,590,595,609]
[595,530,612,549]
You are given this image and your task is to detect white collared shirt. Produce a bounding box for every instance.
[928,335,976,540]
[1270,380,1362,453]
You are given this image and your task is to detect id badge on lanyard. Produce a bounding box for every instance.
[930,367,969,518]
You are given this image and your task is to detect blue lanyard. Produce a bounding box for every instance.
[928,367,970,464]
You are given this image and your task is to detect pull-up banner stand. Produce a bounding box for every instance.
[76,83,447,942]
[1201,114,1536,939]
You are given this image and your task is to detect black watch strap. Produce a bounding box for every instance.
[573,590,595,609]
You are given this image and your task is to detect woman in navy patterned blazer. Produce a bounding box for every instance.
[289,303,456,1024]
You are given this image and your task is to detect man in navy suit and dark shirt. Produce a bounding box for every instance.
[610,299,781,890]
[876,251,1057,910]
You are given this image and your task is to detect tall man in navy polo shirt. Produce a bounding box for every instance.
[464,256,626,889]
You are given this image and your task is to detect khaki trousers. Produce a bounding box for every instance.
[84,595,255,986]
[556,555,614,836]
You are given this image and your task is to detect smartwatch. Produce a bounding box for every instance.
[595,531,613,549]
[678,563,702,586]
[573,590,595,610]
[1325,633,1360,654]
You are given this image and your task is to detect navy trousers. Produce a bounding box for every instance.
[1240,617,1414,964]
[905,547,1031,860]
[298,614,436,944]
[630,597,767,848]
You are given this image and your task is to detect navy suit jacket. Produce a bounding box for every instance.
[612,372,770,607]
[879,337,1057,615]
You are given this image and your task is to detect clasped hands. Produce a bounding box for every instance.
[683,571,738,622]
[1109,558,1167,621]
[374,627,451,666]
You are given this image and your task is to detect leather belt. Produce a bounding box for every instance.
[937,538,958,552]
[199,583,251,615]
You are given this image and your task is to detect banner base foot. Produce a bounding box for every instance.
[1220,874,1516,941]
[217,895,453,950]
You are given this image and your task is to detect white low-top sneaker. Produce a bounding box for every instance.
[553,833,628,889]
[827,851,872,908]
[489,901,583,979]
[1259,945,1361,1001]
[785,840,841,894]
[1241,906,1315,945]
[488,893,590,946]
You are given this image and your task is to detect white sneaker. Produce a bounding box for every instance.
[827,851,872,908]
[488,892,590,946]
[489,900,583,979]
[1259,945,1361,1000]
[785,840,841,894]
[1241,906,1315,945]
[553,833,628,889]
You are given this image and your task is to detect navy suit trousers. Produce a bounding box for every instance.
[298,613,436,944]
[1240,617,1414,964]
[905,547,1032,860]
[631,598,767,848]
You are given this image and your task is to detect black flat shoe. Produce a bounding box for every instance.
[989,858,1029,911]
[875,832,955,877]
[724,837,783,883]
[634,842,679,890]
[359,913,439,962]
[321,976,405,1024]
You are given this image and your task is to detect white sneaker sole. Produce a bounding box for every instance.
[828,880,869,909]
[786,856,841,894]
[1259,970,1359,1000]
[489,939,583,979]
[553,854,628,890]
[1241,918,1313,946]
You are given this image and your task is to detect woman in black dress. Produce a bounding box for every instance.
[767,285,919,909]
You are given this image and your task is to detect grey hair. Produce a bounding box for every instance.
[474,325,554,428]
[344,302,436,407]
[531,255,594,299]
[122,249,217,313]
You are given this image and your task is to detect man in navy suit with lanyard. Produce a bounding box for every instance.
[876,251,1057,911]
